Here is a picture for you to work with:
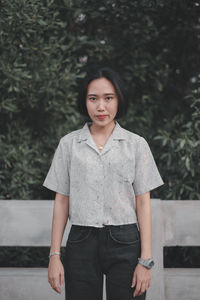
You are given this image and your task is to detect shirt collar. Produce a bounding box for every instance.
[78,120,126,142]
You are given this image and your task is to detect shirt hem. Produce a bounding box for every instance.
[134,181,164,196]
[42,182,70,197]
[69,220,138,228]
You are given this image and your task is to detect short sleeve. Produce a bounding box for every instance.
[132,137,164,196]
[42,138,70,196]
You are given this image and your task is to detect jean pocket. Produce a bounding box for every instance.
[109,224,140,245]
[67,225,93,243]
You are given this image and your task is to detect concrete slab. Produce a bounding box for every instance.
[164,268,200,300]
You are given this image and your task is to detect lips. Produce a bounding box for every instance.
[96,115,107,120]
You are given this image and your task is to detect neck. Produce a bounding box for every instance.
[89,120,116,136]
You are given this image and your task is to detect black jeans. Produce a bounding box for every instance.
[64,223,147,300]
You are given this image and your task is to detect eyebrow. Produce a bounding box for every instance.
[87,93,115,96]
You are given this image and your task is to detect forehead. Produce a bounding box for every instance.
[87,78,116,94]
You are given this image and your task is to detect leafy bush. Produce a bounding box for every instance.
[0,0,199,200]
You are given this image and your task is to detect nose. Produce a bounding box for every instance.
[97,99,105,111]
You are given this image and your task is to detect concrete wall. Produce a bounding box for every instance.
[0,199,199,300]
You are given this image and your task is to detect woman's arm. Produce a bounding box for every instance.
[131,191,152,297]
[136,191,152,259]
[50,192,69,254]
[48,192,69,294]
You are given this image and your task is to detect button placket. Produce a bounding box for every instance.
[100,157,109,226]
[96,155,104,227]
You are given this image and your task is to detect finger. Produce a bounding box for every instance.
[133,282,141,297]
[60,272,65,288]
[53,285,61,294]
[138,281,146,295]
[131,273,136,288]
[52,279,61,294]
[147,280,151,288]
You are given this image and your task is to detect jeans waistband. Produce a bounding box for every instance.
[72,223,138,230]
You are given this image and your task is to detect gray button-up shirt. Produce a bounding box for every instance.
[43,120,164,228]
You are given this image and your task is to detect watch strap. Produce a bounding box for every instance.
[138,257,155,269]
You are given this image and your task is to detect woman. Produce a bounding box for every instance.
[43,66,164,300]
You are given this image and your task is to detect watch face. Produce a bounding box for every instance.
[149,260,154,267]
[138,258,154,269]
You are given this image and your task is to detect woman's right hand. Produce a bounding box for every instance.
[48,255,65,294]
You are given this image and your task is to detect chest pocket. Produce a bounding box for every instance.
[106,148,135,184]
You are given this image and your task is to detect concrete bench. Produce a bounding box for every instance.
[0,199,199,300]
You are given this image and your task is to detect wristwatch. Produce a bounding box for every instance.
[138,257,155,269]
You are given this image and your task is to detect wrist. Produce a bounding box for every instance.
[49,255,61,260]
[140,253,152,259]
[48,251,61,259]
[138,257,155,269]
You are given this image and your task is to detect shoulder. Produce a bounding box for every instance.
[120,125,146,145]
[119,126,151,157]
[55,128,82,158]
[59,128,82,145]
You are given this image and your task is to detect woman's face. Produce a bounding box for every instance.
[86,77,118,127]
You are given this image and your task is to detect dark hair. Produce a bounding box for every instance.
[76,66,128,119]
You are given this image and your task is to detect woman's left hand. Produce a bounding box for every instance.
[131,263,151,297]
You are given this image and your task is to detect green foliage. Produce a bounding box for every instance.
[0,0,199,200]
[154,80,200,199]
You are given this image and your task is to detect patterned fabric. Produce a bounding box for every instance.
[43,120,164,228]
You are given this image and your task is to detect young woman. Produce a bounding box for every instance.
[43,66,164,300]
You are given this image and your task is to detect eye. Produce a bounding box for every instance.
[106,96,113,101]
[89,97,96,101]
